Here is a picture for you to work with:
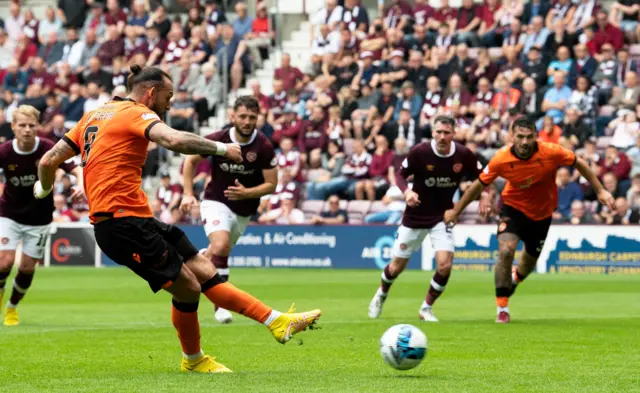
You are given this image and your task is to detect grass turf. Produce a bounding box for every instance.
[0,268,639,393]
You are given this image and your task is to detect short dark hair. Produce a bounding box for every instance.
[233,95,260,113]
[511,117,536,133]
[433,115,455,129]
[127,64,171,92]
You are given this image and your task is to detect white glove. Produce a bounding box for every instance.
[33,181,53,199]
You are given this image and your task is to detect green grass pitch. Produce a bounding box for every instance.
[1,268,639,393]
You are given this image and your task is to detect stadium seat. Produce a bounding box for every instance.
[301,200,324,219]
[630,44,640,56]
[343,138,355,156]
[347,200,372,222]
[370,201,387,213]
[488,47,503,60]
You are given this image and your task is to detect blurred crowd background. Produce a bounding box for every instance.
[0,0,638,226]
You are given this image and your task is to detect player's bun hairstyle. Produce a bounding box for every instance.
[511,117,536,133]
[12,105,40,124]
[433,115,455,129]
[127,64,172,92]
[233,95,260,113]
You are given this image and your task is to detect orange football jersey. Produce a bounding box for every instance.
[62,98,163,223]
[479,142,576,220]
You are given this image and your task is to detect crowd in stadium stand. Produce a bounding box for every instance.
[0,0,638,226]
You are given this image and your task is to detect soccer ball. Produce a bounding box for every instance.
[379,324,427,370]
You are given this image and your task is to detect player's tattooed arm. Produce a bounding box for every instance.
[147,122,242,162]
[180,154,204,213]
[38,140,78,191]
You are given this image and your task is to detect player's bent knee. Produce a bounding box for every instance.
[389,257,409,275]
[0,251,16,271]
[498,246,516,262]
[18,255,39,272]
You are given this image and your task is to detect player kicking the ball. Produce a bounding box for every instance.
[444,117,614,323]
[36,65,320,373]
[0,105,82,326]
[368,115,488,322]
[180,96,277,325]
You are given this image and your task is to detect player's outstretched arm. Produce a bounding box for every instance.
[147,122,242,163]
[574,157,615,211]
[35,139,78,198]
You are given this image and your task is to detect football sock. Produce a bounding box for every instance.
[425,271,451,306]
[380,265,398,294]
[0,269,10,291]
[8,270,34,307]
[171,299,202,358]
[201,274,272,324]
[211,256,229,311]
[495,287,511,311]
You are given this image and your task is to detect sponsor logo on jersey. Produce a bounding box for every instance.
[246,152,257,163]
[219,163,255,175]
[519,177,534,189]
[453,163,462,173]
[142,113,160,121]
[9,174,36,187]
[425,177,457,188]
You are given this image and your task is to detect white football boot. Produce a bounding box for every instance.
[215,308,233,324]
[418,305,439,322]
[368,288,387,319]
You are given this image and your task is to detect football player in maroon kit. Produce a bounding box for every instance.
[368,115,489,322]
[0,105,82,326]
[181,96,278,324]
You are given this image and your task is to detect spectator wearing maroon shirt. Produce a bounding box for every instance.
[96,25,125,66]
[15,33,38,70]
[412,0,435,27]
[478,0,502,47]
[53,194,76,223]
[53,62,77,95]
[592,10,624,52]
[142,25,168,66]
[156,171,183,210]
[273,107,303,147]
[599,146,632,182]
[356,135,394,201]
[276,137,302,182]
[380,0,413,31]
[27,57,55,95]
[82,2,106,39]
[274,53,305,92]
[470,77,494,113]
[430,0,458,33]
[456,0,481,47]
[442,73,472,116]
[105,0,128,34]
[162,27,188,66]
[266,79,288,122]
[468,49,499,88]
[299,106,328,168]
[343,0,370,33]
[123,25,144,60]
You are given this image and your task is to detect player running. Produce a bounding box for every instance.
[368,115,488,322]
[444,117,614,323]
[35,65,321,373]
[0,105,82,326]
[180,96,277,325]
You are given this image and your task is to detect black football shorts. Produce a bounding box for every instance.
[94,217,199,292]
[497,204,552,258]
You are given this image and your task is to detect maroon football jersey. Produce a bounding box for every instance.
[0,138,76,226]
[397,140,483,229]
[203,129,277,217]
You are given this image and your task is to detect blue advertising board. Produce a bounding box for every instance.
[102,225,422,270]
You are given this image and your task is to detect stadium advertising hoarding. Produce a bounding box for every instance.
[421,225,640,274]
[61,224,640,273]
[46,224,99,267]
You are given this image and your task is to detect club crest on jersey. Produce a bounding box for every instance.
[246,152,257,162]
[426,165,435,171]
[453,163,462,173]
